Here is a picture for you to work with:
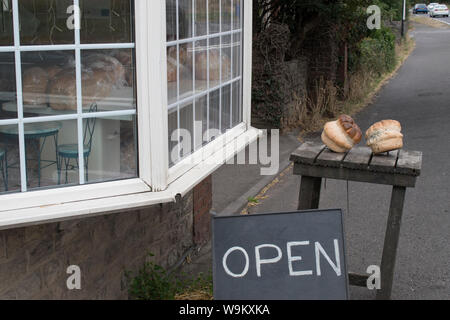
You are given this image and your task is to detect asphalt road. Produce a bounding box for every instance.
[246,22,450,300]
[414,11,450,25]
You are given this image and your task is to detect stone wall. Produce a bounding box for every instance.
[0,176,212,300]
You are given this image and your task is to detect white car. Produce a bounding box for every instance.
[430,4,449,17]
[428,2,439,11]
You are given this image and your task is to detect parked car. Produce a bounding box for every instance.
[428,2,439,11]
[413,3,429,14]
[430,4,449,17]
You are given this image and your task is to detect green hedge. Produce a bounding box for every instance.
[358,27,396,76]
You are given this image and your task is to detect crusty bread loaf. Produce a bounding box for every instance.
[47,70,77,111]
[167,50,177,83]
[47,53,127,111]
[167,46,190,83]
[195,49,231,81]
[366,120,403,154]
[22,67,50,105]
[83,53,125,86]
[46,66,63,79]
[112,50,134,86]
[48,69,113,111]
[321,115,362,153]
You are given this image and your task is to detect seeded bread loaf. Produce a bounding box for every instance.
[366,120,403,154]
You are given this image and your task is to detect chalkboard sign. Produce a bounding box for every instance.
[212,209,349,300]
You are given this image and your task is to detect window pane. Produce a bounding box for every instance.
[179,0,193,40]
[21,51,76,117]
[233,0,241,30]
[0,52,16,119]
[232,79,241,127]
[194,39,207,93]
[209,88,220,137]
[167,45,178,105]
[179,42,193,100]
[166,0,177,41]
[221,84,231,132]
[221,35,231,82]
[19,0,74,45]
[208,0,220,34]
[17,120,78,190]
[0,127,20,194]
[83,115,137,183]
[179,102,194,158]
[195,0,207,37]
[209,37,220,89]
[168,107,178,166]
[0,0,13,46]
[221,0,231,32]
[232,33,241,79]
[81,49,136,113]
[80,0,134,44]
[194,94,207,150]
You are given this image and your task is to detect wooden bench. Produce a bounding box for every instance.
[290,141,422,300]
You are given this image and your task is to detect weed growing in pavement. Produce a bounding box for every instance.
[127,253,213,300]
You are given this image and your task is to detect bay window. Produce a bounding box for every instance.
[0,0,257,228]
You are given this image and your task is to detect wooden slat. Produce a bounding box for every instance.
[315,148,348,168]
[342,147,373,170]
[293,164,417,188]
[368,150,399,173]
[289,141,326,165]
[395,150,422,176]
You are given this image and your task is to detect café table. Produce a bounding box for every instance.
[0,122,62,187]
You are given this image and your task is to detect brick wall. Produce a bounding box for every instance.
[0,176,212,299]
[193,175,212,245]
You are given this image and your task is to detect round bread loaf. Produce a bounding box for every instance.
[22,67,50,105]
[112,50,134,86]
[167,46,190,83]
[321,115,362,153]
[167,49,177,83]
[46,65,63,79]
[366,120,403,154]
[83,53,125,86]
[195,49,231,81]
[48,69,113,111]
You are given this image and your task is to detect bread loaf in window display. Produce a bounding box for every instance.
[321,115,363,153]
[167,46,232,83]
[195,49,231,81]
[22,67,52,106]
[47,53,126,111]
[167,46,190,83]
[22,65,63,106]
[112,50,134,87]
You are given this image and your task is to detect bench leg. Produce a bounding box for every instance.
[376,186,406,300]
[298,176,322,210]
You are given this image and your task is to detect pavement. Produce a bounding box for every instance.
[180,22,450,300]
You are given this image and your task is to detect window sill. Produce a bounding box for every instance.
[0,127,262,230]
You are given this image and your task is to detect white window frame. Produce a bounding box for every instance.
[0,0,259,229]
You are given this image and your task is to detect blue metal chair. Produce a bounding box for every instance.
[0,147,7,191]
[57,103,98,184]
